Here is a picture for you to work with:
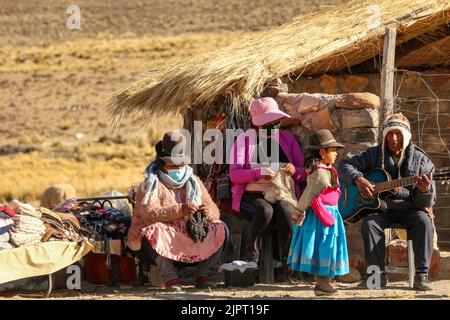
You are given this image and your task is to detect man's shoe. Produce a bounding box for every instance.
[195,275,217,289]
[358,272,388,289]
[165,278,184,292]
[413,273,433,291]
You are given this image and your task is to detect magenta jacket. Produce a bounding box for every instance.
[229,129,307,212]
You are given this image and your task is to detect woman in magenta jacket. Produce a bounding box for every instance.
[229,97,307,265]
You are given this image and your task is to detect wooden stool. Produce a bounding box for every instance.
[385,226,415,288]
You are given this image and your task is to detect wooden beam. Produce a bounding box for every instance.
[351,24,450,74]
[379,27,397,142]
[396,25,450,60]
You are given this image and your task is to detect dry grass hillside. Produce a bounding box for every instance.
[0,0,348,204]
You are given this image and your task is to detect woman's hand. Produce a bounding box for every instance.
[282,163,296,176]
[260,167,276,181]
[182,203,198,216]
[199,204,209,217]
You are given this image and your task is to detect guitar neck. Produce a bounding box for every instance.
[374,176,417,193]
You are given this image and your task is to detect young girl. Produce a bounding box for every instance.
[288,129,349,296]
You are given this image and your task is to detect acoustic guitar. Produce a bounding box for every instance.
[338,167,450,223]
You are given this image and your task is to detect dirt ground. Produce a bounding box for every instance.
[2,280,450,300]
[0,0,349,204]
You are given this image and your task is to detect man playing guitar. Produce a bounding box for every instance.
[338,113,435,291]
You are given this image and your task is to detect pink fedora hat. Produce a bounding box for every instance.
[250,97,290,126]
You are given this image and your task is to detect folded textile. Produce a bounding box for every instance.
[0,213,11,219]
[9,232,42,247]
[9,199,35,212]
[39,207,63,223]
[16,208,42,219]
[0,205,15,218]
[13,214,43,226]
[9,200,41,218]
[0,217,14,235]
[12,224,46,235]
[0,241,14,250]
[0,232,10,242]
[14,220,45,229]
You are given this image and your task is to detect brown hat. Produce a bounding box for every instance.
[308,129,344,149]
[155,131,190,164]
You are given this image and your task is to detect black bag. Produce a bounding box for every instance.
[215,164,231,200]
[186,211,209,243]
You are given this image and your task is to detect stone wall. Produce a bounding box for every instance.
[269,91,380,275]
[254,70,448,277]
[279,70,450,253]
[275,92,380,159]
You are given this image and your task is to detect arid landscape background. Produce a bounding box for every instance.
[0,0,348,204]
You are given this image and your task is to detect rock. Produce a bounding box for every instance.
[288,125,314,149]
[276,93,302,116]
[430,74,450,90]
[297,94,322,114]
[337,267,361,283]
[331,108,341,129]
[344,75,370,92]
[311,108,336,132]
[418,135,449,154]
[339,143,378,160]
[403,71,422,91]
[415,100,450,114]
[335,93,380,109]
[340,128,378,143]
[340,108,379,129]
[319,75,337,94]
[261,84,288,98]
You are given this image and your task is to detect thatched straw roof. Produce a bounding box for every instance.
[110,0,450,122]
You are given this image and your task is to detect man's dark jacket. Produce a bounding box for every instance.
[338,143,436,211]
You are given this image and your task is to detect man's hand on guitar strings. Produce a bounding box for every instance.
[355,176,375,198]
[415,174,431,192]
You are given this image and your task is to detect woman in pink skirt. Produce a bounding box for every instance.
[127,131,226,292]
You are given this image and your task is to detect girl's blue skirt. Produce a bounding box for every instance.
[287,205,349,278]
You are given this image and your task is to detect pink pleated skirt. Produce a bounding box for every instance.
[142,220,226,263]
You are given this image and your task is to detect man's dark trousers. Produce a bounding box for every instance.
[361,209,434,272]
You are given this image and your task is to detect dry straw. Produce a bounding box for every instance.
[109,0,450,123]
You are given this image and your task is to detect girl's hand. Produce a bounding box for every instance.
[291,208,305,226]
[282,163,296,176]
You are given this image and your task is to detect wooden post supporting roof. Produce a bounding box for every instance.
[380,27,397,246]
[183,108,198,174]
[379,27,397,142]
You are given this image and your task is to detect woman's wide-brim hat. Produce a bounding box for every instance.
[307,129,344,149]
[250,97,291,126]
[155,131,190,165]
